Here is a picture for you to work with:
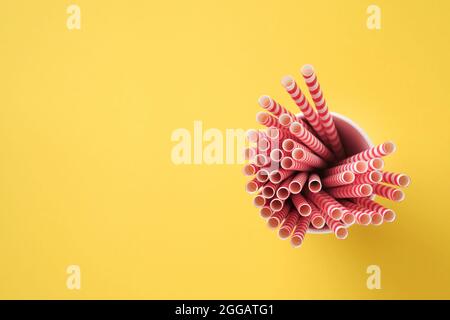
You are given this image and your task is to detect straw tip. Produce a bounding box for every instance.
[258,95,271,108]
[281,75,295,89]
[301,64,315,77]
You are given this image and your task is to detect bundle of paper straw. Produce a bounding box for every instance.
[244,64,411,248]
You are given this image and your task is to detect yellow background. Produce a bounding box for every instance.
[1,0,450,299]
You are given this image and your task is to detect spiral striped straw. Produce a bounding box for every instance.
[280,156,314,171]
[346,200,383,226]
[382,171,411,187]
[255,168,270,183]
[337,141,396,165]
[269,197,284,212]
[289,122,335,161]
[326,184,373,198]
[291,193,312,216]
[246,178,265,193]
[291,147,327,168]
[276,176,294,200]
[259,205,273,219]
[325,214,348,239]
[368,158,384,171]
[354,197,396,223]
[305,190,345,220]
[242,163,258,176]
[261,181,279,198]
[278,210,300,239]
[372,183,405,202]
[322,160,368,176]
[269,168,294,184]
[289,172,309,194]
[339,200,372,226]
[258,95,297,121]
[267,202,292,229]
[290,215,312,247]
[353,170,382,184]
[308,173,322,193]
[253,194,266,208]
[281,75,329,143]
[309,202,326,229]
[301,65,345,159]
[322,171,355,188]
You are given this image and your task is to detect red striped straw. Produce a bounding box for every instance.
[281,75,329,143]
[372,184,405,202]
[353,170,382,184]
[258,95,297,122]
[254,154,270,167]
[246,178,265,193]
[325,214,348,239]
[288,172,309,194]
[354,197,396,223]
[261,181,279,199]
[256,111,285,129]
[309,202,326,229]
[256,168,270,183]
[259,205,273,219]
[291,193,312,216]
[269,197,285,212]
[292,147,327,168]
[308,173,322,193]
[242,163,258,176]
[280,156,314,171]
[322,171,355,188]
[322,160,368,176]
[305,190,345,220]
[339,200,372,226]
[244,147,257,161]
[253,194,266,208]
[368,158,384,171]
[289,121,335,161]
[382,171,411,187]
[267,202,292,229]
[246,129,266,143]
[301,65,345,159]
[346,201,383,226]
[270,148,284,163]
[269,168,294,184]
[290,215,312,248]
[278,113,294,128]
[337,141,396,165]
[326,184,373,198]
[341,210,356,226]
[276,176,294,200]
[279,210,300,239]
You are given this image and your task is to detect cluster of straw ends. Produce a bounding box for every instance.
[244,65,411,248]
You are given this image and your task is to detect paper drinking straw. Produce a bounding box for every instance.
[382,171,411,188]
[254,154,270,167]
[339,200,372,226]
[354,197,396,223]
[279,210,300,239]
[281,75,329,143]
[282,138,299,153]
[276,176,294,200]
[270,148,284,163]
[322,171,355,188]
[278,113,294,128]
[290,215,312,248]
[372,183,405,202]
[289,172,309,194]
[257,137,271,153]
[246,129,266,143]
[246,178,265,193]
[325,214,348,239]
[346,201,383,225]
[280,156,314,171]
[256,168,270,182]
[262,181,279,199]
[301,65,345,159]
[309,202,326,229]
[291,147,327,168]
[337,141,396,165]
[259,205,273,219]
[242,163,258,176]
[256,111,285,129]
[253,194,266,208]
[326,184,373,198]
[322,160,368,176]
[292,193,312,216]
[244,147,257,161]
[267,202,292,229]
[305,190,345,220]
[308,173,322,193]
[353,170,382,184]
[341,210,356,226]
[259,95,297,121]
[289,121,335,161]
[368,158,384,171]
[269,168,294,184]
[270,197,285,212]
